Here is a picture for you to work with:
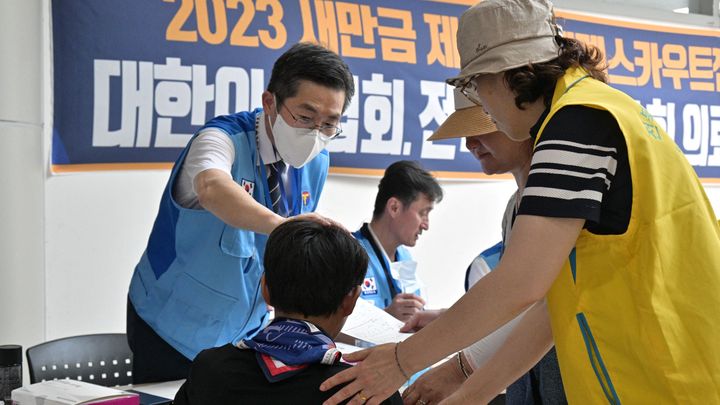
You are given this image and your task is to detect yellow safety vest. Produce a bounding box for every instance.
[538,67,720,404]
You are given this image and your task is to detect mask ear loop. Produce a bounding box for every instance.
[266,97,290,215]
[267,95,283,161]
[269,95,280,127]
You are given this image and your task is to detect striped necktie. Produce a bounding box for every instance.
[267,161,286,216]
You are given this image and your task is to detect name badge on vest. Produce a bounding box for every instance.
[362,277,378,295]
[302,191,311,207]
[241,179,255,196]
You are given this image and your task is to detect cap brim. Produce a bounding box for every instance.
[446,36,559,87]
[428,106,498,141]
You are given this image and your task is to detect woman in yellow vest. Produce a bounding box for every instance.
[319,0,720,404]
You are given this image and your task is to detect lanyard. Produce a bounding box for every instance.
[282,168,304,216]
[360,223,399,298]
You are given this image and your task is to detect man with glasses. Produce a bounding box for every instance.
[127,42,355,383]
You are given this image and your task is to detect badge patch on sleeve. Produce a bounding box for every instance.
[241,179,255,196]
[361,277,377,295]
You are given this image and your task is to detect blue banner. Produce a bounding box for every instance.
[51,1,720,179]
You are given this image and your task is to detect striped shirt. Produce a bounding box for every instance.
[518,105,632,235]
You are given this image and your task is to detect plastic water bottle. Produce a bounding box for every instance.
[0,345,22,405]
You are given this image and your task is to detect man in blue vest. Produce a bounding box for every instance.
[126,42,355,383]
[353,161,443,322]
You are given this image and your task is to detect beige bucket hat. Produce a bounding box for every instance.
[446,0,561,88]
[428,88,497,141]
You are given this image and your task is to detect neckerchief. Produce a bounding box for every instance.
[237,318,341,382]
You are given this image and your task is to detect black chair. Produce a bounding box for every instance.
[26,333,133,387]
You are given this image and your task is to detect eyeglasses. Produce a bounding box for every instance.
[459,75,483,107]
[281,104,343,140]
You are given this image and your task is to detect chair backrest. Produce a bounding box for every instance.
[26,333,133,387]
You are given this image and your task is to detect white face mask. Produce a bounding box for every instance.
[271,109,330,168]
[390,260,422,294]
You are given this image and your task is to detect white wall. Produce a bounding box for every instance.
[44,171,168,338]
[41,170,518,343]
[0,0,45,359]
[42,171,720,342]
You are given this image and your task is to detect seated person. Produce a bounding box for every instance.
[174,219,402,404]
[353,160,443,321]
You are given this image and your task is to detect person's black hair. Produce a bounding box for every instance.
[267,42,355,112]
[263,219,368,317]
[503,37,607,110]
[372,160,443,219]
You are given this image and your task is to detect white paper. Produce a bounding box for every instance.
[12,380,138,405]
[124,379,184,400]
[341,299,413,345]
[334,342,364,354]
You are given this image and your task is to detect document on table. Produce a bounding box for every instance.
[334,341,364,354]
[341,298,413,345]
[12,380,139,405]
[128,379,185,402]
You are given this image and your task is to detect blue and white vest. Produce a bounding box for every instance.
[464,241,503,291]
[353,224,416,309]
[128,108,329,360]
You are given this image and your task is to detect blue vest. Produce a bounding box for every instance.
[352,224,416,309]
[128,109,329,360]
[464,241,503,291]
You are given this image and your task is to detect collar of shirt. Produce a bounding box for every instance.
[529,106,551,141]
[256,111,282,166]
[367,223,394,263]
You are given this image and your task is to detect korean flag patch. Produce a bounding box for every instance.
[241,179,255,196]
[361,277,378,295]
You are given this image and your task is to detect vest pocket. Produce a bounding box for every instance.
[576,313,622,405]
[220,225,255,259]
[156,272,237,354]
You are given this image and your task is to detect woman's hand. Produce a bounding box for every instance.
[321,343,409,405]
[401,356,465,404]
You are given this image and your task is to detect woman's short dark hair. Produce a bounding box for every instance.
[503,37,607,109]
[267,42,355,112]
[263,219,368,317]
[372,160,443,219]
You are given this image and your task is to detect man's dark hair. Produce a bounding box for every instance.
[372,160,443,219]
[503,37,607,110]
[267,42,355,112]
[264,219,368,317]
